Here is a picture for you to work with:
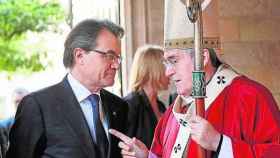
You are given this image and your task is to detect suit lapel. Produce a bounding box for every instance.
[55,78,97,157]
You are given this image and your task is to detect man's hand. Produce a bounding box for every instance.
[189,115,221,151]
[109,129,149,158]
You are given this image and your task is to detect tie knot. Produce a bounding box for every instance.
[88,94,100,106]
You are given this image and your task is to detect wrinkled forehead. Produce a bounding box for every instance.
[163,48,193,58]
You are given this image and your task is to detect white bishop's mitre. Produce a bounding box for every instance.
[164,0,221,50]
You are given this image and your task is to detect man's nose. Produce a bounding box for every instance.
[111,60,120,69]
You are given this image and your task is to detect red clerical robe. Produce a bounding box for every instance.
[149,65,280,158]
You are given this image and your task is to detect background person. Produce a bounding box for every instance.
[0,88,29,158]
[124,45,169,148]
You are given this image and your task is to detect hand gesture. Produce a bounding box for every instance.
[109,129,149,158]
[188,115,221,151]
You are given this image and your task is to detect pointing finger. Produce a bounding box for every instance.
[109,129,133,144]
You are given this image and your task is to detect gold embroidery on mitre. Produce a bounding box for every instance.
[164,37,220,49]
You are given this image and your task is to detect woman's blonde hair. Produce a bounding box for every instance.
[129,45,166,92]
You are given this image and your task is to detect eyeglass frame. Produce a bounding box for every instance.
[162,48,194,68]
[162,58,177,69]
[88,49,122,64]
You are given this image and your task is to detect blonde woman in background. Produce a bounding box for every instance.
[123,45,170,148]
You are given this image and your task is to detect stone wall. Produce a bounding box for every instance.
[120,0,164,94]
[219,0,280,105]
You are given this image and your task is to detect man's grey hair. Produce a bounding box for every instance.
[63,19,124,68]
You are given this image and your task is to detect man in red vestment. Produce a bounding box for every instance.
[110,0,280,157]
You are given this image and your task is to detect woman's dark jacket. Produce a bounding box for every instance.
[123,90,166,148]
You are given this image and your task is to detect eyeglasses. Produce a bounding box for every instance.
[162,49,193,68]
[89,49,122,64]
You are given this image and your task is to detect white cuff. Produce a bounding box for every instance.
[218,135,234,158]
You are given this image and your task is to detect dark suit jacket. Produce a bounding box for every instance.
[124,90,166,148]
[6,78,128,158]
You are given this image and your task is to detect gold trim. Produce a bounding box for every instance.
[164,37,221,49]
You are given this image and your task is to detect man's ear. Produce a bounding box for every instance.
[73,48,85,65]
[203,48,210,67]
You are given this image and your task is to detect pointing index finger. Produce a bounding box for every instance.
[109,129,132,144]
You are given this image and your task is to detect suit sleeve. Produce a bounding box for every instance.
[6,95,45,158]
[227,85,280,158]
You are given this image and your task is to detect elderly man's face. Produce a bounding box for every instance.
[164,49,194,96]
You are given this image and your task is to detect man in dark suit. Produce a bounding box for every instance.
[6,19,128,158]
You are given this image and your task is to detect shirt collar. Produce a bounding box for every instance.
[67,73,100,103]
[181,95,194,106]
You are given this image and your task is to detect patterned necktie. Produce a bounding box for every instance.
[88,94,108,158]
